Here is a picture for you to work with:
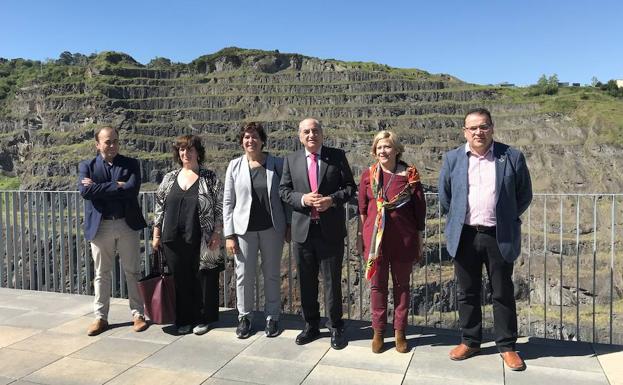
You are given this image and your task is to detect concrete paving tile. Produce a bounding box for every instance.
[138,331,252,375]
[202,378,262,385]
[106,366,208,385]
[505,364,610,385]
[9,330,98,356]
[0,307,29,323]
[71,337,165,365]
[320,344,411,374]
[0,348,61,379]
[2,293,93,315]
[24,357,130,385]
[403,375,489,385]
[513,339,603,373]
[302,364,404,385]
[106,322,181,344]
[5,381,44,385]
[0,310,77,329]
[593,343,623,385]
[0,325,41,347]
[0,376,13,385]
[105,303,137,323]
[214,355,315,385]
[240,332,328,363]
[407,348,504,385]
[48,316,110,336]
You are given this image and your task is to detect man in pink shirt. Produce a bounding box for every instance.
[438,108,532,371]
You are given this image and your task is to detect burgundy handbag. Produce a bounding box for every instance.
[138,249,176,325]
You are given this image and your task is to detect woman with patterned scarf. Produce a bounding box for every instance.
[357,130,426,353]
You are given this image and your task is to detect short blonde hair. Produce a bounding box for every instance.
[371,130,404,161]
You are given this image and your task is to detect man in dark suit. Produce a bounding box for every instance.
[438,108,532,371]
[280,118,356,349]
[78,126,149,336]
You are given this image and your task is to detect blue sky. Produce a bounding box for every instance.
[1,0,621,85]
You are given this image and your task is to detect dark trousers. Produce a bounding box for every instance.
[198,268,220,324]
[293,223,344,329]
[163,239,200,326]
[370,254,412,331]
[454,226,517,352]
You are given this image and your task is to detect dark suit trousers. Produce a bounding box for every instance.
[293,223,344,329]
[454,226,517,352]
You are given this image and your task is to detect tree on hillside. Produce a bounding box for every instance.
[529,74,559,96]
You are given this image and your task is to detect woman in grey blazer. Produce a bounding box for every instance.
[223,122,290,338]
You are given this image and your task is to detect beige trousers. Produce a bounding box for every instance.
[90,219,144,320]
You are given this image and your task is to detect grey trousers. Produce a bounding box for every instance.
[235,226,284,321]
[90,219,144,320]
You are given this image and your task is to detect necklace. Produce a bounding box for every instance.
[381,163,398,199]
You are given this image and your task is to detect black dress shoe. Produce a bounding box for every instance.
[236,316,252,339]
[295,325,320,345]
[330,328,346,350]
[265,319,279,338]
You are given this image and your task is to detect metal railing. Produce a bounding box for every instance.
[0,190,621,344]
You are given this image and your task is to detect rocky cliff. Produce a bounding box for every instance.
[2,48,622,193]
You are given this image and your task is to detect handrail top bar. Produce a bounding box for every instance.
[1,190,623,197]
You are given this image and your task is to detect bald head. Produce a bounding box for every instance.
[298,118,323,153]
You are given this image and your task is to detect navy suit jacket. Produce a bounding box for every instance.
[78,154,147,241]
[279,146,356,244]
[438,142,532,262]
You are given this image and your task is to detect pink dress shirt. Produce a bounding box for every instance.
[464,142,497,226]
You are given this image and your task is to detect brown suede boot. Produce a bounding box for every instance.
[372,329,384,353]
[395,329,408,353]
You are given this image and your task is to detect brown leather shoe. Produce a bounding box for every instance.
[500,351,526,371]
[449,343,481,360]
[87,319,108,336]
[395,330,409,353]
[133,315,148,332]
[372,329,384,353]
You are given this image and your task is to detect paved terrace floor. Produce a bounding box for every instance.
[0,287,621,385]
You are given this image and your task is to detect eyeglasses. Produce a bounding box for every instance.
[464,123,492,133]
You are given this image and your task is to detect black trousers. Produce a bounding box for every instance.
[198,268,220,324]
[163,239,201,327]
[293,223,344,329]
[454,226,517,352]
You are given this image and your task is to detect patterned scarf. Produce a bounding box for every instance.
[365,161,421,280]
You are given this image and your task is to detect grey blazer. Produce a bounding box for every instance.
[438,142,533,262]
[223,153,289,237]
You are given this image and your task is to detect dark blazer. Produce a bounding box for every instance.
[78,154,147,241]
[438,142,532,262]
[279,146,356,243]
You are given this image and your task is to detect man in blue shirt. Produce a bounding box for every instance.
[79,126,148,336]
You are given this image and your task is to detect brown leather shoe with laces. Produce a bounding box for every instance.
[372,329,384,353]
[87,319,109,336]
[449,343,481,360]
[133,315,148,332]
[500,351,526,371]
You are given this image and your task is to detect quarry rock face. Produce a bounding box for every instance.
[1,48,621,193]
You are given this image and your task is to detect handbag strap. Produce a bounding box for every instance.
[151,249,168,274]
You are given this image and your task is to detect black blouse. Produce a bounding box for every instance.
[247,165,273,232]
[162,179,201,245]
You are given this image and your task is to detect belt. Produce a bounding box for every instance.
[465,224,496,233]
[102,215,125,220]
[310,218,321,225]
